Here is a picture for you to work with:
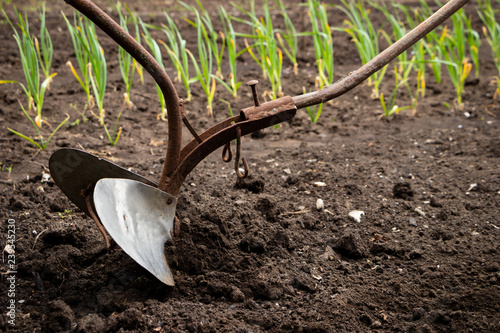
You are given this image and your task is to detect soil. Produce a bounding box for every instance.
[1,0,499,332]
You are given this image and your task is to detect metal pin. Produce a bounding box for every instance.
[247,80,260,107]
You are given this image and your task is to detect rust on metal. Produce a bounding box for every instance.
[222,142,232,162]
[241,96,295,122]
[247,80,260,107]
[167,97,297,195]
[179,115,242,162]
[81,183,111,249]
[174,217,181,237]
[180,99,203,144]
[234,127,249,179]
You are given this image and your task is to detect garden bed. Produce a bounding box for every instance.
[0,0,499,332]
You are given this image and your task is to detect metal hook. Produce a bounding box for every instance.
[235,127,249,179]
[222,142,232,162]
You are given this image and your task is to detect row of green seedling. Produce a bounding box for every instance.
[340,0,485,114]
[1,6,68,149]
[119,0,325,119]
[4,1,499,150]
[62,2,144,145]
[304,0,334,122]
[62,11,121,144]
[183,1,219,116]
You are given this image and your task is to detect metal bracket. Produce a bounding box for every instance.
[164,96,297,195]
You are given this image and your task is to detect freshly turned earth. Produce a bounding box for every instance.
[0,0,499,332]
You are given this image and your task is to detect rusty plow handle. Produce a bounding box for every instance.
[292,0,472,109]
[63,0,182,194]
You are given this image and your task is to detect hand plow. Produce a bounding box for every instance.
[50,0,471,286]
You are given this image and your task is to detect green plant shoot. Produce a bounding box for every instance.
[62,11,92,108]
[275,0,298,75]
[186,9,216,115]
[218,6,245,98]
[116,2,140,107]
[235,0,283,100]
[139,18,167,120]
[156,11,196,102]
[308,0,334,88]
[438,7,478,109]
[36,5,54,84]
[181,0,225,79]
[477,0,500,98]
[337,0,387,99]
[380,64,417,117]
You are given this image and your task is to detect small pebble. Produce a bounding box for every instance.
[467,183,477,192]
[348,210,365,223]
[316,199,324,210]
[415,207,426,216]
[409,217,418,227]
[313,181,326,187]
[42,172,50,182]
[283,168,291,175]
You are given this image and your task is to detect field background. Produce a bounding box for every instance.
[0,0,499,332]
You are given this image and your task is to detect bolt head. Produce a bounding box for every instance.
[247,79,259,86]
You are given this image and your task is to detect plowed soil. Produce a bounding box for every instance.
[1,0,499,332]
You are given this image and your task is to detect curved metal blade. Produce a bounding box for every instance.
[49,148,157,216]
[93,178,176,286]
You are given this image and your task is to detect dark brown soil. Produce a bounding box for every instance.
[1,1,499,332]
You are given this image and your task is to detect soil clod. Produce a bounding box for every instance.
[332,228,369,259]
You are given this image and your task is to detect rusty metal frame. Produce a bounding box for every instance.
[63,0,471,198]
[167,96,297,195]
